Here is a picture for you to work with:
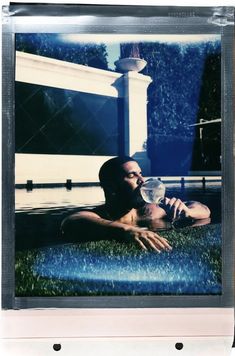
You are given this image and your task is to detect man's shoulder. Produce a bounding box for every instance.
[138,203,166,219]
[92,204,109,218]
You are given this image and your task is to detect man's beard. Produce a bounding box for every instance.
[123,186,146,209]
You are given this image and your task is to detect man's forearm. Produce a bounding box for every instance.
[186,202,211,219]
[61,214,132,242]
[61,212,172,251]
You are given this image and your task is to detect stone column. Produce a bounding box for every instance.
[123,71,152,175]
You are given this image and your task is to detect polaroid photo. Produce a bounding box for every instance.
[1,3,234,356]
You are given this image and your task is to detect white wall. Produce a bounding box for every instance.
[15,51,151,183]
[15,154,113,184]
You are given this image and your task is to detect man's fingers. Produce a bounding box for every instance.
[143,232,172,251]
[165,198,190,221]
[135,238,148,251]
[131,228,172,252]
[162,197,170,205]
[176,202,186,218]
[161,197,177,218]
[171,199,182,220]
[158,236,172,250]
[150,233,172,250]
[175,202,190,219]
[147,234,166,250]
[141,236,161,253]
[168,197,177,206]
[136,235,161,252]
[161,236,169,243]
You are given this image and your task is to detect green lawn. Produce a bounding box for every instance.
[15,224,221,296]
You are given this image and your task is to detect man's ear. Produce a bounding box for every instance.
[103,181,118,196]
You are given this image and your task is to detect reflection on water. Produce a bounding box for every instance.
[143,217,212,231]
[15,183,220,210]
[15,184,221,227]
[15,186,105,211]
[15,185,221,249]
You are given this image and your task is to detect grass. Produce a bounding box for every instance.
[15,224,222,297]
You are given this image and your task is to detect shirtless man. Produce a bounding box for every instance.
[61,156,211,251]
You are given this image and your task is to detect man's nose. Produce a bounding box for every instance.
[137,175,145,185]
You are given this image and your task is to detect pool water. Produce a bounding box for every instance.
[15,186,105,212]
[15,183,220,211]
[15,184,221,249]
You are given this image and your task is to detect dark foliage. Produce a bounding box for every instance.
[16,34,108,69]
[122,41,221,175]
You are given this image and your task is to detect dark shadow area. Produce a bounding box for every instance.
[15,82,123,156]
[15,206,81,251]
[191,52,221,171]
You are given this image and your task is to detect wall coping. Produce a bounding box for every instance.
[16,51,124,97]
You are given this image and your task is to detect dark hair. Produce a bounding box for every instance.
[99,156,136,187]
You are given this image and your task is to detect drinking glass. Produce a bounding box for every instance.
[140,178,165,204]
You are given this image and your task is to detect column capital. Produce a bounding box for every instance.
[124,72,152,93]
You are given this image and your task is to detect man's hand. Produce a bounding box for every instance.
[123,226,172,252]
[160,197,211,220]
[160,197,190,221]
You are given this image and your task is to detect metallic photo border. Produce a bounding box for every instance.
[2,4,234,309]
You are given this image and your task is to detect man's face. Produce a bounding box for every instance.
[120,161,145,190]
[116,160,145,208]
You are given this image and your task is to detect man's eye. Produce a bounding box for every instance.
[127,173,135,178]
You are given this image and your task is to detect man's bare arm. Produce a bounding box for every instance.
[61,211,172,252]
[161,198,211,220]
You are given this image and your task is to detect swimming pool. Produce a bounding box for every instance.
[15,184,221,248]
[15,185,221,296]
